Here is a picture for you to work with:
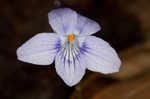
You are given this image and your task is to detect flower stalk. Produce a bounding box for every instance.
[75,83,82,99]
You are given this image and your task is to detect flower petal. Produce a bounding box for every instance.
[75,14,101,35]
[17,33,61,65]
[55,48,86,86]
[48,8,77,35]
[83,36,121,74]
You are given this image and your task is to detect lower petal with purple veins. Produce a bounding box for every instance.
[55,40,86,86]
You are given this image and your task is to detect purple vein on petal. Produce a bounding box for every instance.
[54,40,62,52]
[80,42,89,54]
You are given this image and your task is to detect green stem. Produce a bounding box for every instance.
[75,83,82,99]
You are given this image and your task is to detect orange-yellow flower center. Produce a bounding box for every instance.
[68,34,76,44]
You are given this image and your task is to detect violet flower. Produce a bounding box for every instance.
[17,8,121,86]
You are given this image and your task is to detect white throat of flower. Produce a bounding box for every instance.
[60,34,80,64]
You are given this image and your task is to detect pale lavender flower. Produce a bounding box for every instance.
[17,8,121,86]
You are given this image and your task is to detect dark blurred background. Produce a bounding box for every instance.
[0,0,150,99]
